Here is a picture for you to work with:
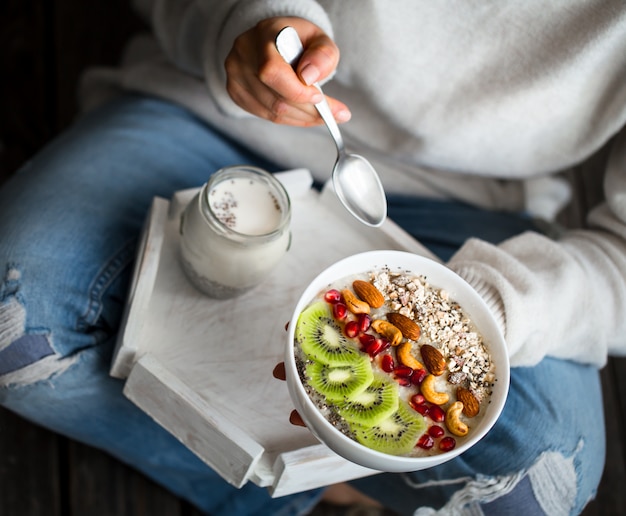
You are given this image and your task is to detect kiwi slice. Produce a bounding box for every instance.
[305,355,374,403]
[352,400,426,456]
[337,374,399,426]
[296,302,361,365]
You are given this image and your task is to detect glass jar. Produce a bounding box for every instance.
[179,166,291,299]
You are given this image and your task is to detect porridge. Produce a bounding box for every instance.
[294,267,496,457]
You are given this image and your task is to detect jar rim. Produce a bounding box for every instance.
[200,165,291,241]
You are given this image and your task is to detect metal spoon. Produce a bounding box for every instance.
[275,26,387,227]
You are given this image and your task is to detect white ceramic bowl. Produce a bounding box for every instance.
[285,250,509,472]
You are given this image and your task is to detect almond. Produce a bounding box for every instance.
[352,280,385,308]
[456,387,480,418]
[386,312,421,341]
[420,344,446,376]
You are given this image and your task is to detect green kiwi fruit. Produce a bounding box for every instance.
[305,355,374,403]
[351,400,425,456]
[296,301,361,365]
[337,374,399,426]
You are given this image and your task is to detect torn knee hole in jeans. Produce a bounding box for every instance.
[409,445,580,516]
[0,265,76,387]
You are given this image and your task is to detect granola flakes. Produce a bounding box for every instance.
[372,269,494,403]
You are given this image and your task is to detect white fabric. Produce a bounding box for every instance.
[81,0,626,367]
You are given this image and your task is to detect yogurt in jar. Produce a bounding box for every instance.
[179,166,291,299]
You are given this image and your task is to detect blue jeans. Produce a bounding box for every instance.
[0,95,604,515]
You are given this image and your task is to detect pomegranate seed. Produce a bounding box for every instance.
[358,333,376,350]
[357,313,372,332]
[344,320,360,338]
[333,302,348,320]
[365,339,384,357]
[416,404,430,416]
[409,394,429,414]
[428,425,445,438]
[381,354,395,373]
[411,369,428,385]
[410,402,429,416]
[395,377,412,387]
[428,405,445,423]
[377,338,391,353]
[439,436,457,452]
[324,289,342,304]
[417,434,434,450]
[394,365,414,378]
[411,393,425,406]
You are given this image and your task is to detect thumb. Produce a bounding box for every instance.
[297,34,339,86]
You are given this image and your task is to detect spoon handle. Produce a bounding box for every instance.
[275,26,345,154]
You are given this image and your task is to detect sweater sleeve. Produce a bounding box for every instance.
[448,126,626,368]
[134,0,333,116]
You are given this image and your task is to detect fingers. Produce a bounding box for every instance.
[294,30,339,86]
[289,410,306,427]
[226,38,321,126]
[273,362,306,427]
[224,16,351,126]
[226,77,314,126]
[272,362,286,380]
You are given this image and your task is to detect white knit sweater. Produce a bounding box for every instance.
[82,0,626,367]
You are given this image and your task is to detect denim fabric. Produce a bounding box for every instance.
[0,94,604,515]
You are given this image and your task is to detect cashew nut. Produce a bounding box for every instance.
[371,319,403,346]
[341,289,370,314]
[445,401,469,437]
[420,374,449,405]
[396,341,424,370]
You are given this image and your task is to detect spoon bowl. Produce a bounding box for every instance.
[276,27,387,227]
[332,153,387,226]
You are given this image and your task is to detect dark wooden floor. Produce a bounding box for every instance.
[1,2,625,515]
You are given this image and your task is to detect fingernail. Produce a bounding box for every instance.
[300,63,320,85]
[311,92,324,104]
[335,109,352,122]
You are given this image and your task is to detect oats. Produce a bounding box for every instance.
[372,268,494,402]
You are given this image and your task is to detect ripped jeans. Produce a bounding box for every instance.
[0,94,604,515]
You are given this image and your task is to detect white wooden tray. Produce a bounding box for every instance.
[110,169,436,497]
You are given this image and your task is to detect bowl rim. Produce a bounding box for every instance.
[285,250,510,470]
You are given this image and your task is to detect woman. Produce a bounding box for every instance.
[1,2,625,514]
